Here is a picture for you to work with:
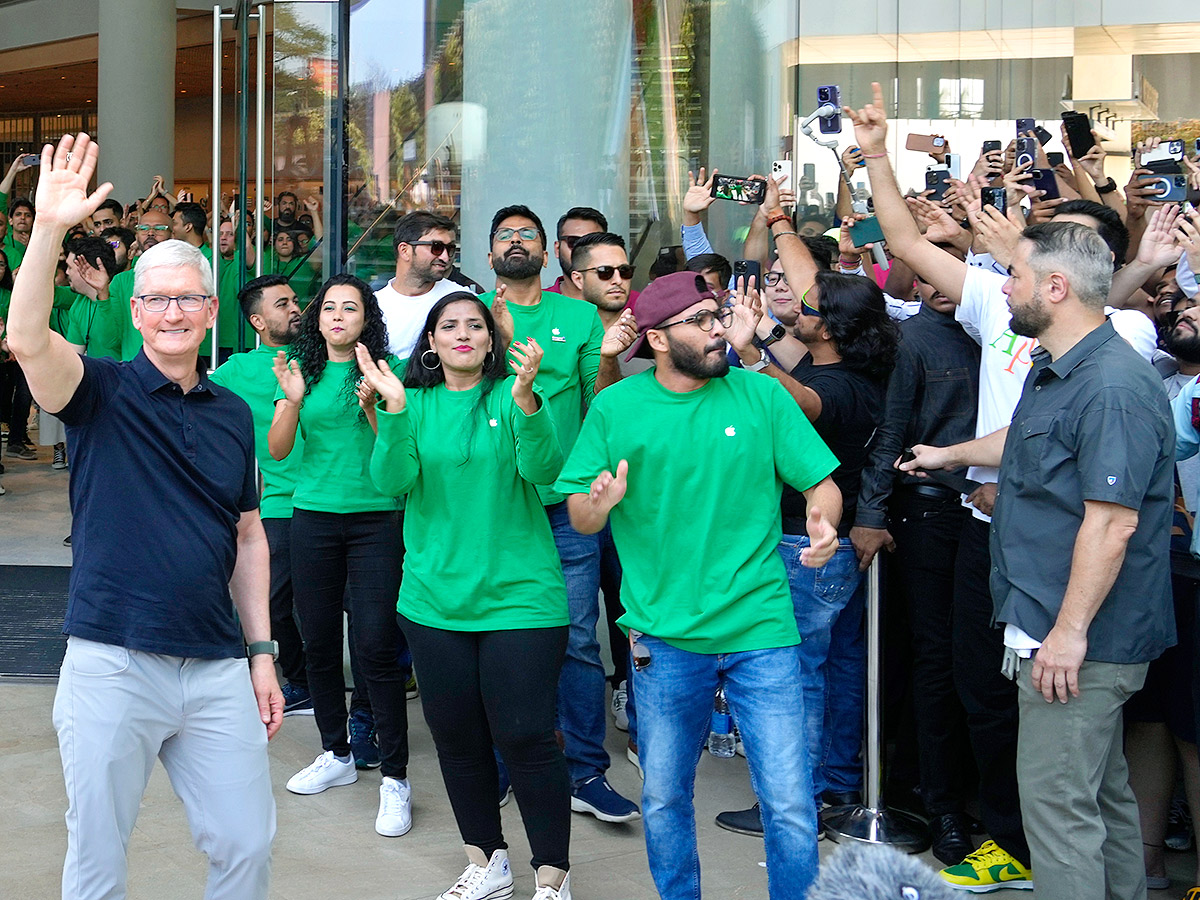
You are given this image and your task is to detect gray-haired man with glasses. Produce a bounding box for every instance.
[5,133,281,900]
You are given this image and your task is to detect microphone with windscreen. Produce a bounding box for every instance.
[806,842,958,900]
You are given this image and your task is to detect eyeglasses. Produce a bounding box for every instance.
[763,271,787,286]
[105,239,122,248]
[408,239,457,258]
[494,226,540,243]
[136,294,209,312]
[656,305,734,332]
[135,224,170,233]
[799,286,822,317]
[576,264,634,281]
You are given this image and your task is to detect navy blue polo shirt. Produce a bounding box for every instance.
[56,351,258,658]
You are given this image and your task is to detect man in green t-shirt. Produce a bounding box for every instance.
[555,271,842,900]
[210,274,310,715]
[481,203,641,824]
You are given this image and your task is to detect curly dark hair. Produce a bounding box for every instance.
[813,270,899,381]
[289,273,390,418]
[406,292,509,464]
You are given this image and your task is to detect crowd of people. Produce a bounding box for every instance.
[4,74,1200,900]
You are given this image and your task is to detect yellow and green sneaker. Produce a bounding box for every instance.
[939,840,1033,892]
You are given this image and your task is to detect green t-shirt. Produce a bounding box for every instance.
[63,287,130,359]
[209,247,256,352]
[1,287,77,345]
[2,230,27,271]
[279,356,403,514]
[371,383,568,630]
[105,269,146,361]
[479,289,604,505]
[555,367,840,655]
[212,344,303,519]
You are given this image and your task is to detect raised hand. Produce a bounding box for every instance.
[1136,204,1183,268]
[32,134,113,232]
[72,254,110,300]
[272,350,306,406]
[843,82,888,154]
[725,276,763,353]
[304,195,320,214]
[490,282,514,349]
[354,343,406,412]
[1176,207,1200,276]
[684,167,718,216]
[508,336,544,411]
[600,308,638,360]
[841,145,865,172]
[908,194,966,245]
[587,459,629,513]
[801,506,838,568]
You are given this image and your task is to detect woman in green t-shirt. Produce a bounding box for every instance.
[358,293,574,900]
[267,273,414,838]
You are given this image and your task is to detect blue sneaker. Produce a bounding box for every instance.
[349,708,380,769]
[570,775,640,823]
[281,682,314,717]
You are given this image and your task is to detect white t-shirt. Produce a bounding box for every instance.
[955,265,1158,522]
[374,277,466,359]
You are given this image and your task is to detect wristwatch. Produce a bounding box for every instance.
[1095,177,1118,195]
[745,348,770,372]
[247,640,279,661]
[757,322,787,347]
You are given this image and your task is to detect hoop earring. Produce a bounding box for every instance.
[420,349,440,370]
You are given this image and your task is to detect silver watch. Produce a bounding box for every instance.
[745,348,770,372]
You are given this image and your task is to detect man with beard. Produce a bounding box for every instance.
[88,199,124,237]
[271,190,298,234]
[211,274,311,716]
[100,226,135,273]
[849,269,981,865]
[547,206,607,299]
[907,222,1174,900]
[374,211,463,359]
[555,270,842,900]
[483,204,641,823]
[4,198,34,270]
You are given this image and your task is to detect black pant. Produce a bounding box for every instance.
[291,509,408,778]
[953,516,1030,866]
[262,517,307,687]
[599,524,627,686]
[890,489,971,816]
[1,360,32,444]
[400,613,570,871]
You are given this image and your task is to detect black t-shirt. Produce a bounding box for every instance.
[781,357,886,536]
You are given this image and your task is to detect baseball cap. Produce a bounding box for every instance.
[624,271,717,361]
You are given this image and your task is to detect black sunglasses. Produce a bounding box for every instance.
[408,240,457,258]
[576,264,634,281]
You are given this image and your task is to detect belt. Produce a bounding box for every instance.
[902,483,960,500]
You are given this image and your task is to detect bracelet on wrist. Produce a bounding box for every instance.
[765,212,791,228]
[838,256,861,267]
[862,151,888,159]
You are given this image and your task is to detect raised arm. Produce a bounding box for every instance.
[6,134,111,414]
[846,83,968,304]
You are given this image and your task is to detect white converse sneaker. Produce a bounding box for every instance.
[532,867,571,900]
[286,750,358,795]
[611,680,629,732]
[375,776,413,837]
[437,845,514,900]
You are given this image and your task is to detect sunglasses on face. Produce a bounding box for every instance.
[494,227,540,243]
[799,286,822,317]
[576,264,634,281]
[409,239,457,258]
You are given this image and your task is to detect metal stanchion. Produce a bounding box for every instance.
[821,555,930,852]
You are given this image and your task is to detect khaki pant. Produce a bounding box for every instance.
[1015,656,1148,900]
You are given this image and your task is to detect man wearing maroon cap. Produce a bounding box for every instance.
[555,271,843,900]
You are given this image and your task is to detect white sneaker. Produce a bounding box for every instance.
[438,845,514,900]
[532,868,571,900]
[611,680,629,732]
[286,750,358,795]
[375,776,413,837]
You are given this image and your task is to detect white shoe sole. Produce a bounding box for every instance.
[375,817,412,837]
[942,879,1032,893]
[286,767,358,795]
[570,796,641,823]
[437,884,513,900]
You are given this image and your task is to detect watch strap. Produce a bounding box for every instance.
[1095,178,1118,195]
[247,640,278,660]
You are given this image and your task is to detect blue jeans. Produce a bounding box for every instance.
[634,634,819,900]
[782,535,865,799]
[548,501,610,784]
